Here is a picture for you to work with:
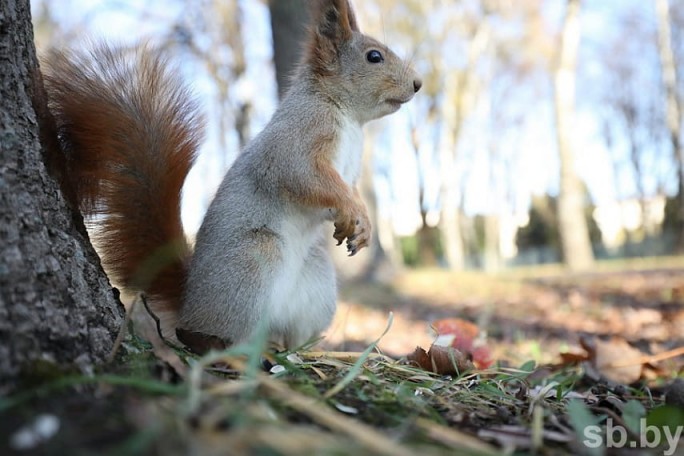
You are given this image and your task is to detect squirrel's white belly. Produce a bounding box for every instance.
[334,116,363,185]
[266,207,326,330]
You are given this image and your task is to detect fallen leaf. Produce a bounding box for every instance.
[558,351,590,366]
[175,328,228,355]
[407,346,431,370]
[578,336,645,384]
[407,345,473,375]
[471,345,494,369]
[432,318,479,353]
[431,318,494,369]
[594,338,645,384]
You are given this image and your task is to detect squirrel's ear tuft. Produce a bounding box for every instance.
[345,1,360,34]
[315,0,357,43]
[306,0,359,76]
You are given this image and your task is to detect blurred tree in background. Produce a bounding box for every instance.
[655,0,684,251]
[516,195,560,255]
[553,0,595,271]
[268,0,308,99]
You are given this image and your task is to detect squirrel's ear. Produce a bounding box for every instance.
[307,0,359,75]
[346,1,360,33]
[340,0,360,34]
[315,0,357,43]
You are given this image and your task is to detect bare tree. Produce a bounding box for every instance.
[437,9,492,271]
[655,0,684,250]
[0,0,124,390]
[553,0,595,270]
[599,9,664,236]
[177,0,251,154]
[358,132,400,281]
[372,0,490,269]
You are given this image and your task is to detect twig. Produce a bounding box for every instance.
[260,375,414,456]
[302,351,394,362]
[140,292,186,352]
[607,346,684,368]
[140,293,163,339]
[415,417,499,455]
[107,293,136,363]
[590,406,640,441]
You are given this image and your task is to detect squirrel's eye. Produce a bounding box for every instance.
[366,50,384,63]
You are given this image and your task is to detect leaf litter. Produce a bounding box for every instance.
[2,264,684,455]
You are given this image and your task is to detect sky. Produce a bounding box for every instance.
[31,0,678,238]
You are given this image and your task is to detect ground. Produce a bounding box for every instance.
[330,257,684,366]
[1,258,683,455]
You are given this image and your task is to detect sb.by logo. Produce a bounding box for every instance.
[583,418,682,455]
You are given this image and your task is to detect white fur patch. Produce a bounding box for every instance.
[267,206,327,343]
[333,115,364,185]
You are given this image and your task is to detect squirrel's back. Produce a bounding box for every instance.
[42,44,203,311]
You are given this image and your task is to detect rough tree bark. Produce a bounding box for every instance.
[553,0,595,271]
[0,0,125,392]
[655,0,684,251]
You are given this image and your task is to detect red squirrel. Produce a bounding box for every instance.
[42,0,421,352]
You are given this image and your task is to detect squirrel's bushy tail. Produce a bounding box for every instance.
[42,44,202,312]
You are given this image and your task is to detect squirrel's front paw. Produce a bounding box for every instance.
[333,206,371,256]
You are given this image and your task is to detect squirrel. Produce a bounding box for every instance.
[41,0,421,353]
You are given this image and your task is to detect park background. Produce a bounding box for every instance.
[1,1,682,454]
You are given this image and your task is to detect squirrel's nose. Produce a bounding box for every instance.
[413,79,422,93]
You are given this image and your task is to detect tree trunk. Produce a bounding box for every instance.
[483,214,500,273]
[553,0,595,271]
[268,0,310,99]
[359,135,399,282]
[438,81,465,270]
[0,0,124,391]
[655,0,684,251]
[437,17,490,271]
[411,126,440,266]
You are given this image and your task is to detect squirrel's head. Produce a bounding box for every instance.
[304,0,422,124]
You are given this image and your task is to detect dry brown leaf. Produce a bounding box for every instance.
[407,345,473,375]
[592,337,645,384]
[431,318,494,368]
[558,351,590,366]
[407,346,432,370]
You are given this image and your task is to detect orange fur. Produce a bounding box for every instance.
[306,136,368,245]
[281,135,352,206]
[42,45,202,311]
